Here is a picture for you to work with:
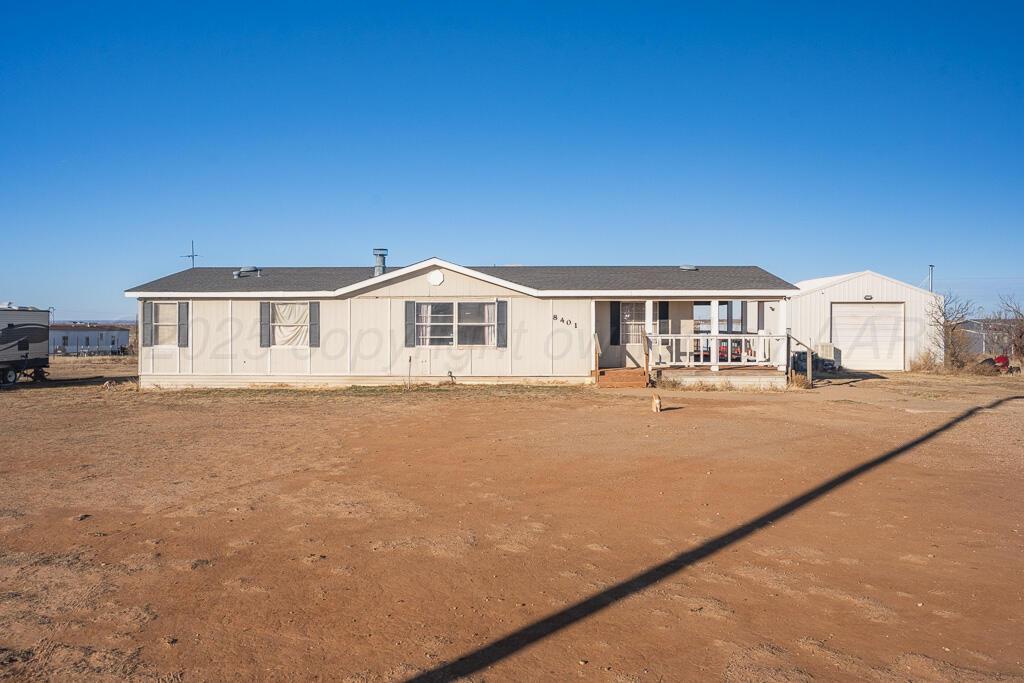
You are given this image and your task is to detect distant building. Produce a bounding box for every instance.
[963,319,1012,357]
[50,323,132,355]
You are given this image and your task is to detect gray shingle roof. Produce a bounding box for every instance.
[126,264,796,294]
[127,267,377,293]
[474,266,795,291]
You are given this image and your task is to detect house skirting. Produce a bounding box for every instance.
[654,367,787,390]
[139,374,596,390]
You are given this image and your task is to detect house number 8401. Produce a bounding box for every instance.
[553,314,578,328]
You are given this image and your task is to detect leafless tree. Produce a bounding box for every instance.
[996,294,1024,365]
[928,291,977,369]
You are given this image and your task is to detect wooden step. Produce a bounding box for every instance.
[595,367,648,388]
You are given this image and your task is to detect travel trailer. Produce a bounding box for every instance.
[0,303,50,384]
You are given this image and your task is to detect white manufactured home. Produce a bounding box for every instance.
[125,252,800,389]
[50,323,131,355]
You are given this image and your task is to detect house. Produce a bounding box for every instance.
[787,271,942,371]
[50,323,132,355]
[124,251,799,389]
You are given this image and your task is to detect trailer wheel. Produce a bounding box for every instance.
[1,368,17,385]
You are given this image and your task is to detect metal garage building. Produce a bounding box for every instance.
[788,271,942,371]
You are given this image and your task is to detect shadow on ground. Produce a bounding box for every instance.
[408,395,1023,682]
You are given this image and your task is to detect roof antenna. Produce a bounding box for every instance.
[180,240,202,269]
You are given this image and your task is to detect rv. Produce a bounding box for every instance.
[0,303,50,384]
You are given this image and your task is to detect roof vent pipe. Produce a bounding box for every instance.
[373,248,388,277]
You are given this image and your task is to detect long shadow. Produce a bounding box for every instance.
[408,395,1024,682]
[2,374,138,391]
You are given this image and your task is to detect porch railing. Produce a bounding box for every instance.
[646,334,787,368]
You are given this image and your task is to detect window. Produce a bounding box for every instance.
[619,302,646,344]
[416,301,497,346]
[457,302,496,345]
[271,302,309,346]
[693,302,712,334]
[720,300,746,333]
[153,302,178,345]
[416,302,454,346]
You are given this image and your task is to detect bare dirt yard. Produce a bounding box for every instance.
[1,358,1022,681]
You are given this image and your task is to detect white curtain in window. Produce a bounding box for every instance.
[273,303,309,325]
[274,325,309,346]
[272,303,309,346]
[620,302,646,344]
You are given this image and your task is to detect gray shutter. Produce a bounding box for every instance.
[658,301,669,334]
[177,302,189,347]
[496,300,508,348]
[142,301,154,347]
[308,301,320,348]
[260,302,271,348]
[404,301,416,348]
[609,301,621,346]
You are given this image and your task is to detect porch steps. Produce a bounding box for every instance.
[594,367,649,388]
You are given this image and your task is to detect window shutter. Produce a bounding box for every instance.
[142,301,154,347]
[308,301,320,348]
[658,301,669,334]
[404,301,416,348]
[496,300,508,348]
[609,301,621,346]
[260,302,271,348]
[177,302,189,348]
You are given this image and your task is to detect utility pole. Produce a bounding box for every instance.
[928,264,934,292]
[180,240,201,269]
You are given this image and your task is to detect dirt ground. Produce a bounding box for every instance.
[1,358,1022,681]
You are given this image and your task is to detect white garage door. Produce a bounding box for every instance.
[831,303,905,370]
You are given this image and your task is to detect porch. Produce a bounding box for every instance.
[593,298,790,373]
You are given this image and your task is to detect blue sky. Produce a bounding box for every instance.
[1,2,1021,318]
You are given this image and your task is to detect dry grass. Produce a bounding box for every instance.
[788,372,811,389]
[2,358,1023,680]
[909,349,943,373]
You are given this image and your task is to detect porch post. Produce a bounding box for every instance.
[590,299,597,372]
[777,298,789,372]
[710,298,720,371]
[644,300,654,375]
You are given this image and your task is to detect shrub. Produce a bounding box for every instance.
[909,349,943,373]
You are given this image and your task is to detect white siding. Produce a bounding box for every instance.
[192,300,230,374]
[350,298,390,375]
[788,272,941,371]
[551,298,592,376]
[310,299,349,375]
[230,300,267,375]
